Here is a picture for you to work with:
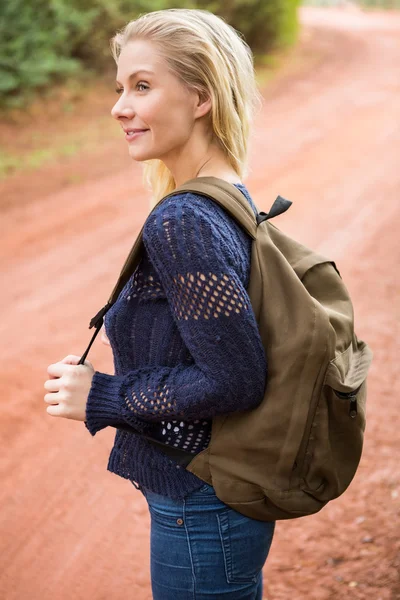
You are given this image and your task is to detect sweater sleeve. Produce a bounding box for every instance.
[84,193,267,436]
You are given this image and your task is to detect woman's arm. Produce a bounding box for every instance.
[85,194,267,437]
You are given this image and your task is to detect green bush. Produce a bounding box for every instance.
[0,0,300,110]
[0,0,101,108]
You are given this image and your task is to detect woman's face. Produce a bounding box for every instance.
[111,39,208,165]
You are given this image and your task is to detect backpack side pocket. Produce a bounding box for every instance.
[300,337,373,502]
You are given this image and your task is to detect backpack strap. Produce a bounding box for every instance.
[171,177,292,231]
[100,176,292,315]
[172,176,258,239]
[104,176,261,307]
[79,177,290,362]
[78,176,291,461]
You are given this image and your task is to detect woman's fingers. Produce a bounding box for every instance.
[44,378,60,392]
[44,394,59,405]
[44,377,60,405]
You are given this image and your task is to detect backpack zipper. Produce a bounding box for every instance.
[333,384,362,418]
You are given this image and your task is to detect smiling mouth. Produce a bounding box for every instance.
[125,130,149,141]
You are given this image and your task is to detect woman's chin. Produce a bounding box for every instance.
[128,147,153,162]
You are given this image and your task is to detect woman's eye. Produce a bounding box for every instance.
[115,83,149,95]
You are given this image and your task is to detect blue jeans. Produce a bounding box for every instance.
[140,482,275,600]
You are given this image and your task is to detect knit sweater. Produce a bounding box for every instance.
[84,183,268,499]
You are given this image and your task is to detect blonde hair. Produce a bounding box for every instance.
[110,8,263,208]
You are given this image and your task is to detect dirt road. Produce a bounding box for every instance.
[0,7,399,599]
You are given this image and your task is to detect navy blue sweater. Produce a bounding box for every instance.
[84,183,267,498]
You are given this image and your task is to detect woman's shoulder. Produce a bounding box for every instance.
[142,184,254,282]
[146,182,257,230]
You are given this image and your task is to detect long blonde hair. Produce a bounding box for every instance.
[110,8,263,208]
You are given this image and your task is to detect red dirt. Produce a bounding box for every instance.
[0,7,399,600]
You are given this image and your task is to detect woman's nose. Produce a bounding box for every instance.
[111,95,134,120]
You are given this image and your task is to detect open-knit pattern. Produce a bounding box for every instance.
[172,272,249,320]
[84,184,268,499]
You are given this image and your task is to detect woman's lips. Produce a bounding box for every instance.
[125,130,149,142]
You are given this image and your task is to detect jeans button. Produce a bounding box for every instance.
[177,518,184,525]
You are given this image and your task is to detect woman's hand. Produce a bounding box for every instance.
[44,355,95,422]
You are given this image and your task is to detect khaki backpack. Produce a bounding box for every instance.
[80,176,373,521]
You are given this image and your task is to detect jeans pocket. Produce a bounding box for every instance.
[216,508,275,584]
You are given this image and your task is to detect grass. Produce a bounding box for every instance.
[0,117,121,180]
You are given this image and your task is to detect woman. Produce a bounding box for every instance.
[44,8,275,599]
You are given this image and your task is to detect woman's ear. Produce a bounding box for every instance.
[194,90,212,120]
